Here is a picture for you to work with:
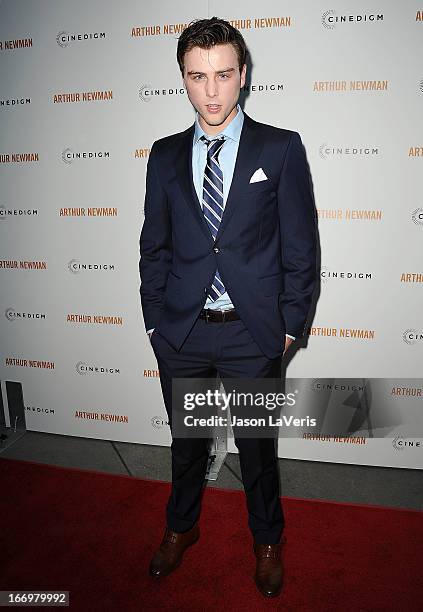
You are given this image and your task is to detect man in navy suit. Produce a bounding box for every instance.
[139,17,317,598]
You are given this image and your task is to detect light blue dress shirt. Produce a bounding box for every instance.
[192,103,244,310]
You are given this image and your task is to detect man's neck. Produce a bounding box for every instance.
[198,104,239,136]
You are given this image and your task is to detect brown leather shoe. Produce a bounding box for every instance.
[253,538,285,597]
[149,523,200,578]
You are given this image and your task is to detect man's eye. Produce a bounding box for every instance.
[219,74,229,79]
[193,75,204,80]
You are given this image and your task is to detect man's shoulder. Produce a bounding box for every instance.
[246,113,300,143]
[151,124,193,155]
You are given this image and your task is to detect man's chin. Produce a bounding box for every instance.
[204,117,225,126]
[200,112,227,127]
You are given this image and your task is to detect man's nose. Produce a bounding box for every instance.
[205,78,218,98]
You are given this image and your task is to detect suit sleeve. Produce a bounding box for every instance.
[277,132,317,339]
[139,142,172,331]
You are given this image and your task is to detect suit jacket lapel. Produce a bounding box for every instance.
[215,113,264,242]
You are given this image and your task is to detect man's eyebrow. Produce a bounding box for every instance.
[216,67,236,73]
[187,67,236,75]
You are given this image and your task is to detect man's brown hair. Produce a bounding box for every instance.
[177,17,248,75]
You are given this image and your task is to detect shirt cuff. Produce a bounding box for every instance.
[147,328,154,334]
[285,334,296,341]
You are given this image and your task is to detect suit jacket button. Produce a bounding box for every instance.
[213,247,220,253]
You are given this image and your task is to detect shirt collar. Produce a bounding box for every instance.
[193,103,244,145]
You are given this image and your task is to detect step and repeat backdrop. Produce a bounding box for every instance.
[1,0,422,469]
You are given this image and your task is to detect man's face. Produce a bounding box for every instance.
[182,43,246,135]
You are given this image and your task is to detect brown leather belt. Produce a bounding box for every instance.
[198,308,240,323]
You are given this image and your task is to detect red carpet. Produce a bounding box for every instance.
[0,457,422,611]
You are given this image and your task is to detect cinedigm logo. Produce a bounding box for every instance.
[151,416,168,429]
[139,85,152,102]
[402,329,420,345]
[56,31,69,47]
[68,259,79,273]
[392,437,422,451]
[56,31,106,47]
[320,265,330,283]
[62,148,74,164]
[319,143,328,159]
[322,10,336,29]
[76,361,87,375]
[321,11,383,28]
[411,208,423,225]
[392,437,405,451]
[5,307,15,321]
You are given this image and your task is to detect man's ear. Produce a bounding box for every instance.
[240,63,247,88]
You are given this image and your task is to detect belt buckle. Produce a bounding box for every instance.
[205,309,210,323]
[222,310,226,323]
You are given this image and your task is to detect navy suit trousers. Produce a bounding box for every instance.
[150,315,285,545]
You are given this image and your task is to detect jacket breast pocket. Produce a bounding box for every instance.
[259,272,283,296]
[244,180,276,197]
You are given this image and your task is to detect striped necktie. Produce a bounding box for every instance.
[200,135,226,302]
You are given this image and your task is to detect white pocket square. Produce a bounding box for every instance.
[249,168,268,183]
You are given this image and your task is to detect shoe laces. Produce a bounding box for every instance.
[162,528,178,547]
[254,543,282,560]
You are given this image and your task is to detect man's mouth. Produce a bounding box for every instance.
[206,104,222,112]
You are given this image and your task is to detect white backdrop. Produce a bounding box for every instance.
[1,0,422,469]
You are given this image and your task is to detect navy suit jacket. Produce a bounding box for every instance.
[139,111,317,359]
